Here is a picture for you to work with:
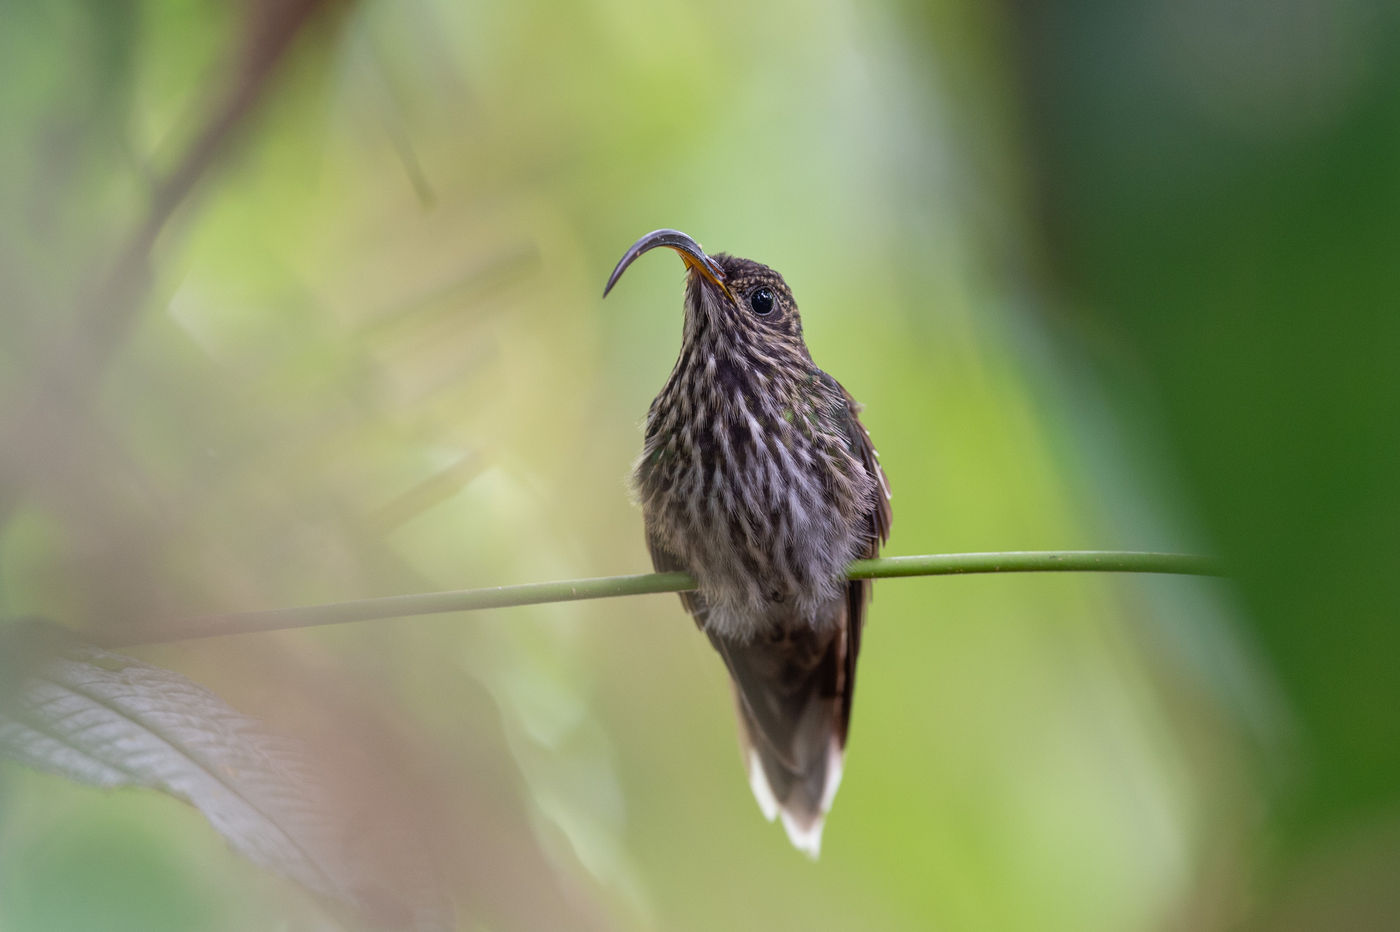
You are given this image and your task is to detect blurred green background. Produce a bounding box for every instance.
[2,0,1397,929]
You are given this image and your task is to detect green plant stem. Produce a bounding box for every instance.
[99,551,1222,647]
[844,551,1221,579]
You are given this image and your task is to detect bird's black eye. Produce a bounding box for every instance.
[749,287,774,316]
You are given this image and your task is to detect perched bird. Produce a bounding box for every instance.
[604,229,891,856]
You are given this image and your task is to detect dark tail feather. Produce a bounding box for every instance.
[733,686,845,857]
[710,612,851,858]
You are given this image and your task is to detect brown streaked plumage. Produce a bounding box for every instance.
[604,229,891,856]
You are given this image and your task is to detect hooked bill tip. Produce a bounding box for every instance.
[602,228,727,298]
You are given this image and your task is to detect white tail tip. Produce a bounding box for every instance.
[746,740,845,858]
[747,750,780,822]
[780,809,826,858]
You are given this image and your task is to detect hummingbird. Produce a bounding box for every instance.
[604,229,891,856]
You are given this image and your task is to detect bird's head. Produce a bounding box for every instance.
[603,229,810,361]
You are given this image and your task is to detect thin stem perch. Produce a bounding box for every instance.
[102,551,1222,647]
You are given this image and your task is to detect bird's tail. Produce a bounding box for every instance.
[710,619,853,858]
[735,693,845,857]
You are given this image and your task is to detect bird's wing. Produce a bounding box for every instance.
[830,378,892,737]
[831,377,892,547]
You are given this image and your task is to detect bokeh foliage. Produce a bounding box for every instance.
[1,0,1394,929]
[1010,2,1400,926]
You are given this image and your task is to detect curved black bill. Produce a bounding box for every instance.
[602,228,730,298]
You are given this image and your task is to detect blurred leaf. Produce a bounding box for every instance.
[0,622,451,930]
[1008,0,1400,918]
